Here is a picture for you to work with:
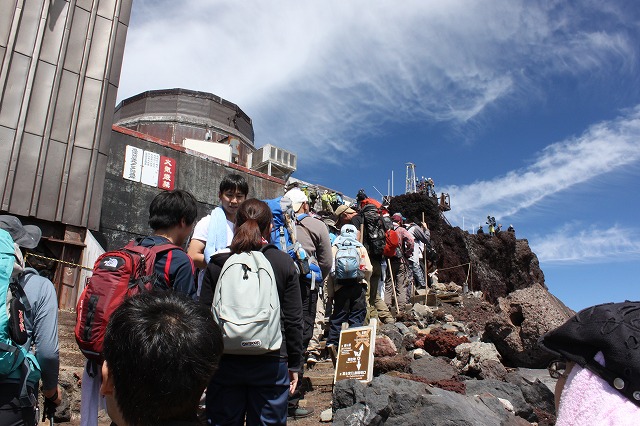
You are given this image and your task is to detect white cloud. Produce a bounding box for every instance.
[117,1,638,162]
[530,224,640,264]
[442,106,640,226]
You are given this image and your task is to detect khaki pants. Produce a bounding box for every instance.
[306,279,329,356]
[384,258,410,307]
[367,259,394,323]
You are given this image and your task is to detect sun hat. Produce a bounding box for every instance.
[538,301,640,406]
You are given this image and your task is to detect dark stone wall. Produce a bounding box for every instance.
[99,128,283,250]
[388,193,545,303]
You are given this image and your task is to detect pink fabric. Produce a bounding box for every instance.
[556,352,640,426]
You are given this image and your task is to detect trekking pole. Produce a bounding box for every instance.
[421,212,428,285]
[386,258,400,315]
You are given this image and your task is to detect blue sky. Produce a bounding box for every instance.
[117,0,640,311]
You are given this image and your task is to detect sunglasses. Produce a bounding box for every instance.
[548,360,568,379]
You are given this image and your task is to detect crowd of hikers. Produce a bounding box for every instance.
[3,172,639,425]
[476,215,515,236]
[0,173,445,425]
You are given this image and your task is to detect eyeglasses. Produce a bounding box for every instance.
[548,360,568,379]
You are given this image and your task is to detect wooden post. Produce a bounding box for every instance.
[421,212,428,277]
[387,258,400,314]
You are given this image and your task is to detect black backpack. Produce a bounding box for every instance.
[360,205,390,258]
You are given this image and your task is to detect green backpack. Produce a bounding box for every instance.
[0,229,39,406]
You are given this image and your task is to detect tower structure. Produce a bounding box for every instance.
[405,162,417,194]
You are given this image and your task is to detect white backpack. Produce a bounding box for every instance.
[212,247,282,355]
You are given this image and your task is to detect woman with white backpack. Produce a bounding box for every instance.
[203,199,303,426]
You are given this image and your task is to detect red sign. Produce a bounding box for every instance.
[158,156,176,190]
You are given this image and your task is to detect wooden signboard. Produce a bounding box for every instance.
[334,319,377,383]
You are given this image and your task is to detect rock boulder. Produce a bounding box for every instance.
[483,283,572,367]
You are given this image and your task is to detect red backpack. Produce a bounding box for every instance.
[383,229,400,258]
[75,240,177,362]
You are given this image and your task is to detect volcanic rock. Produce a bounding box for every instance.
[483,283,572,367]
[333,375,531,425]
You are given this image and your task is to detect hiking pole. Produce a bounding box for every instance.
[386,258,400,315]
[421,212,428,287]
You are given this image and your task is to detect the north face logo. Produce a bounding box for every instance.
[100,257,124,271]
[103,258,119,268]
[241,340,262,348]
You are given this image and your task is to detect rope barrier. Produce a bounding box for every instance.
[436,262,471,272]
[25,252,93,271]
[432,262,474,292]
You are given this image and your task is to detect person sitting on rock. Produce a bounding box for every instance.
[477,226,485,235]
[539,301,640,425]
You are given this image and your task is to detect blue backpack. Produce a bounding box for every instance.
[264,197,297,256]
[0,229,39,407]
[334,239,364,282]
[264,197,322,284]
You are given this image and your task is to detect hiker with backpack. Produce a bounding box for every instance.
[188,174,249,300]
[100,291,223,426]
[404,218,430,290]
[76,189,199,425]
[350,195,395,324]
[326,224,372,348]
[284,188,332,419]
[0,216,61,425]
[385,214,414,308]
[306,214,340,366]
[203,199,303,425]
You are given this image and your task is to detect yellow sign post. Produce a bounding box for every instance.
[333,319,377,383]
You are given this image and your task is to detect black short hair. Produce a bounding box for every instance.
[103,292,223,425]
[148,189,198,230]
[219,174,249,196]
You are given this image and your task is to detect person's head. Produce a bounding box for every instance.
[0,215,41,250]
[148,190,198,245]
[539,301,640,416]
[218,174,249,219]
[101,291,223,426]
[392,213,404,226]
[334,205,357,226]
[356,189,367,202]
[229,199,273,253]
[284,188,308,214]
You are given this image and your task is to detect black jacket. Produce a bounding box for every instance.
[202,245,304,371]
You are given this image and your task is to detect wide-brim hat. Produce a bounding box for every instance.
[538,301,640,407]
[334,205,355,217]
[0,215,41,249]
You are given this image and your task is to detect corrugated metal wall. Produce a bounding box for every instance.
[0,0,133,230]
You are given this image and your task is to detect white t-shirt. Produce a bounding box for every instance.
[193,214,235,297]
[192,214,234,252]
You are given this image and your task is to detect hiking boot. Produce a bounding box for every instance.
[306,353,319,366]
[288,406,314,419]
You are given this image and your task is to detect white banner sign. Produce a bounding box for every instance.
[123,146,143,182]
[141,151,161,187]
